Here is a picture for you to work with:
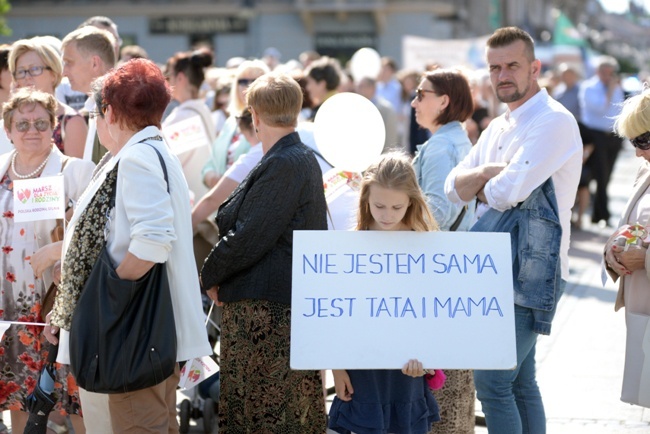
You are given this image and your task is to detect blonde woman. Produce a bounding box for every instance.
[8,37,88,157]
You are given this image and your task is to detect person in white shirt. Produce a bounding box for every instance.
[444,27,582,434]
[579,56,625,225]
[61,26,116,164]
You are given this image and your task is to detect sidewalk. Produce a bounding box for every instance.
[475,142,650,434]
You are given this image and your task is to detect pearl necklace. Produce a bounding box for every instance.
[11,151,51,179]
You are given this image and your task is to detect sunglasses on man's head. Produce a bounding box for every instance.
[630,131,650,151]
[237,78,255,87]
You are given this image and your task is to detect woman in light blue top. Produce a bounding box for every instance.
[412,68,476,232]
[410,68,477,434]
[202,60,269,189]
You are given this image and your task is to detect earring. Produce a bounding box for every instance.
[255,128,259,133]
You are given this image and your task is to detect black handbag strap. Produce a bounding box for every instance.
[105,136,169,238]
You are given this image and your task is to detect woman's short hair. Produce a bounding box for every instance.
[305,56,342,91]
[2,87,58,131]
[95,58,171,131]
[8,38,64,88]
[614,88,650,140]
[423,68,474,125]
[246,72,302,128]
[228,59,270,116]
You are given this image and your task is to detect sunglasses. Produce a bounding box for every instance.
[13,118,50,133]
[13,65,52,80]
[631,131,650,151]
[237,78,255,87]
[415,88,437,102]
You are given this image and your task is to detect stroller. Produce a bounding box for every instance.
[179,296,221,433]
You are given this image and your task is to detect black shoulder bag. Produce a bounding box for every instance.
[70,141,177,393]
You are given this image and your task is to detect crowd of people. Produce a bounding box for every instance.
[0,11,645,434]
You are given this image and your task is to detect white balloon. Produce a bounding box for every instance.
[350,47,382,83]
[313,93,385,173]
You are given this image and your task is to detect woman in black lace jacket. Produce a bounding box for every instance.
[201,71,327,433]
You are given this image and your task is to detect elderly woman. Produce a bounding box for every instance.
[0,88,93,433]
[45,59,211,433]
[8,37,88,157]
[410,68,476,434]
[604,88,650,408]
[201,72,327,432]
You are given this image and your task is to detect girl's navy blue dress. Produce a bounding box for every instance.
[328,369,440,434]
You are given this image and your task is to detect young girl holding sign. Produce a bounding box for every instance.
[328,152,442,434]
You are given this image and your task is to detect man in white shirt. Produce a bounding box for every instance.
[444,27,582,434]
[579,56,625,225]
[62,26,116,164]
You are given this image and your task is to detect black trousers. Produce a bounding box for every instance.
[586,128,622,223]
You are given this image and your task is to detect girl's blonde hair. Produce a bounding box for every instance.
[356,152,438,232]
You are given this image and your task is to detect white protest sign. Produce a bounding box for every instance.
[291,231,516,370]
[162,115,210,156]
[13,175,65,222]
[178,356,219,390]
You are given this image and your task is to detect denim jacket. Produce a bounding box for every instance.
[413,121,475,231]
[471,178,562,335]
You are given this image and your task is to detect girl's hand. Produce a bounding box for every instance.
[402,359,427,378]
[333,369,354,401]
[31,242,62,278]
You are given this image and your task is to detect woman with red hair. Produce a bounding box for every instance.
[45,59,212,432]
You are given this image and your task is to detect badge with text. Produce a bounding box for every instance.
[13,175,65,222]
[162,115,210,155]
[291,231,516,370]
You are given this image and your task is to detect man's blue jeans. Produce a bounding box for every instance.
[474,305,546,434]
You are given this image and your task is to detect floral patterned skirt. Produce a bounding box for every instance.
[219,299,326,433]
[0,322,81,416]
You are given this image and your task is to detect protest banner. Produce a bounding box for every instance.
[291,231,516,370]
[402,34,490,71]
[162,115,210,155]
[13,175,65,223]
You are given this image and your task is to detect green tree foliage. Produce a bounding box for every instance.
[0,0,11,36]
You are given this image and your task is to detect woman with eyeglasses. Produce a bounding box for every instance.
[202,59,269,190]
[8,37,88,158]
[604,87,650,409]
[191,107,261,229]
[0,87,93,433]
[410,68,477,434]
[45,58,212,432]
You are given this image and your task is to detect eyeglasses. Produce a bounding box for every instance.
[631,131,650,150]
[13,66,52,80]
[13,118,50,133]
[415,88,437,102]
[237,78,255,87]
[88,110,102,120]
